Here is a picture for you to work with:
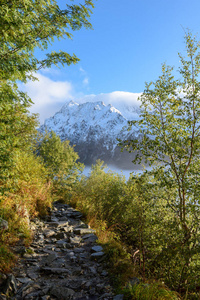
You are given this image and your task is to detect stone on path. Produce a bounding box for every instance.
[74,228,96,235]
[0,202,119,299]
[50,286,75,299]
[91,245,103,252]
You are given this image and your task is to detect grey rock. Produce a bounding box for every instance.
[43,229,55,238]
[56,240,68,248]
[59,216,68,221]
[101,270,108,276]
[0,273,7,285]
[21,283,41,298]
[41,296,50,300]
[89,287,96,295]
[78,252,89,259]
[91,245,103,252]
[27,271,39,280]
[91,252,104,259]
[113,294,124,300]
[72,267,84,276]
[0,218,8,230]
[65,279,83,290]
[75,223,89,229]
[41,253,58,266]
[11,203,115,300]
[3,274,17,294]
[89,266,97,274]
[57,221,69,228]
[54,232,67,239]
[23,253,32,259]
[24,289,42,299]
[62,226,73,233]
[82,234,98,243]
[76,297,98,300]
[13,245,26,255]
[73,247,85,253]
[50,286,75,299]
[70,236,82,244]
[40,267,70,274]
[51,217,59,222]
[15,281,32,296]
[73,211,83,216]
[16,277,32,284]
[74,228,96,235]
[46,221,60,227]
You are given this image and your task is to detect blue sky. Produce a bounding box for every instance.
[23,0,200,123]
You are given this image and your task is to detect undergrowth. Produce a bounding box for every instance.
[67,160,200,299]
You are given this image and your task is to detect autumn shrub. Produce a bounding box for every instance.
[0,245,17,273]
[70,161,200,298]
[0,149,53,272]
[11,149,53,217]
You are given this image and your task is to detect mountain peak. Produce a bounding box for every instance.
[68,100,79,106]
[40,100,140,168]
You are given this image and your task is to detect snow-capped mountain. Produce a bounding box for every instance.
[40,100,140,169]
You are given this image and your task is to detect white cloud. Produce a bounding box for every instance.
[79,67,89,87]
[22,73,74,123]
[79,67,85,73]
[107,91,141,107]
[75,91,142,119]
[83,77,89,86]
[21,73,142,123]
[77,91,141,106]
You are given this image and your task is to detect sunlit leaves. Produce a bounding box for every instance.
[121,31,200,290]
[0,0,94,81]
[0,0,94,190]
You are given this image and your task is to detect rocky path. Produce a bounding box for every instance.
[1,202,123,300]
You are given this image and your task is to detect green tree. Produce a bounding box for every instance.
[0,82,38,187]
[0,0,94,82]
[0,0,94,189]
[37,131,83,196]
[121,31,200,291]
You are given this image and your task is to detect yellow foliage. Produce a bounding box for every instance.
[0,149,53,272]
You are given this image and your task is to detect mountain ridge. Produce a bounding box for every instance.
[40,100,140,169]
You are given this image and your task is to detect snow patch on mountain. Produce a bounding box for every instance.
[40,100,140,168]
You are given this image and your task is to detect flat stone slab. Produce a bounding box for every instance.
[46,221,68,228]
[82,234,98,243]
[91,245,103,252]
[62,226,73,233]
[113,294,124,300]
[73,228,96,235]
[91,252,105,260]
[40,267,70,274]
[69,236,82,244]
[41,253,58,266]
[74,223,89,229]
[50,286,75,299]
[16,277,32,284]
